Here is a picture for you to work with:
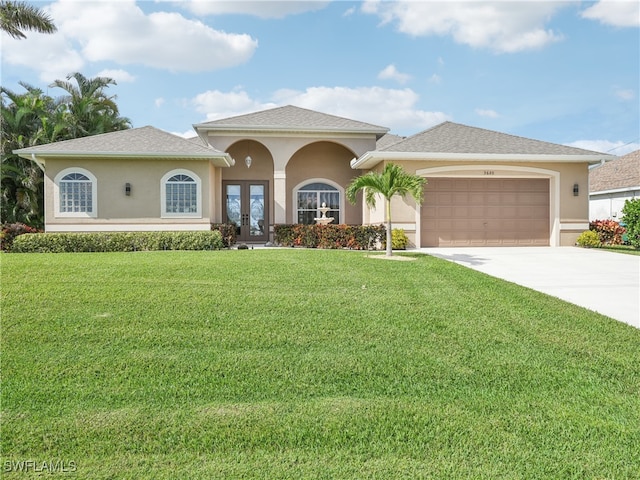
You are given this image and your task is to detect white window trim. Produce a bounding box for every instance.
[53,167,97,218]
[292,178,344,224]
[161,169,202,218]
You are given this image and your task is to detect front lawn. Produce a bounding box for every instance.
[2,250,639,479]
[598,245,640,256]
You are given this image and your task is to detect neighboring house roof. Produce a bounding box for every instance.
[194,105,389,138]
[353,121,615,168]
[14,126,234,167]
[590,149,640,193]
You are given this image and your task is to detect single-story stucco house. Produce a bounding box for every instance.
[15,105,614,247]
[589,149,640,221]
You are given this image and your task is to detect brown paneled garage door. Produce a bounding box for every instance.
[421,178,550,247]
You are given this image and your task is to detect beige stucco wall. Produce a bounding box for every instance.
[44,158,215,230]
[285,141,365,225]
[204,132,376,173]
[359,160,591,247]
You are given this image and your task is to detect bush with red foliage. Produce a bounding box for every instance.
[589,219,626,245]
[0,223,42,251]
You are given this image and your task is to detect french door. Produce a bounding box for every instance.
[223,181,269,243]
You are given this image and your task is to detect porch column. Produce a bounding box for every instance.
[274,171,286,224]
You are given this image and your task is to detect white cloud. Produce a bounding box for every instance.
[2,0,257,81]
[566,140,640,156]
[581,0,640,28]
[378,64,411,84]
[343,6,357,17]
[1,31,84,82]
[361,1,565,53]
[96,69,136,83]
[475,108,499,118]
[180,1,330,18]
[172,129,198,139]
[192,88,277,120]
[614,88,636,101]
[271,85,450,133]
[428,74,442,84]
[191,85,449,133]
[155,98,165,108]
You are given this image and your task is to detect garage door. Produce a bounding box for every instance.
[421,178,549,247]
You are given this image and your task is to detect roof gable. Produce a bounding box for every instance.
[590,149,640,192]
[195,105,389,137]
[381,121,607,156]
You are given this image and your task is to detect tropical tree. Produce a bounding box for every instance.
[346,163,426,257]
[50,72,131,137]
[0,83,58,226]
[0,0,57,39]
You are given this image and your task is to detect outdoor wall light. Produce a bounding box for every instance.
[244,140,252,168]
[573,183,579,196]
[125,183,131,196]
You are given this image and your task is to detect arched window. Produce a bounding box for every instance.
[54,168,97,217]
[161,169,201,217]
[295,181,341,224]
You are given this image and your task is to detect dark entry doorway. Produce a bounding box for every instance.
[223,181,269,243]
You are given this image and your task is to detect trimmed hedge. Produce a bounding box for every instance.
[10,231,224,253]
[274,224,385,249]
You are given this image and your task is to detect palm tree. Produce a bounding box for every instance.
[0,84,55,226]
[0,0,57,39]
[50,72,131,137]
[347,163,426,257]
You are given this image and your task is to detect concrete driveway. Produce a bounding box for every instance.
[420,247,640,329]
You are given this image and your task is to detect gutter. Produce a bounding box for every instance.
[351,151,616,169]
[16,151,235,168]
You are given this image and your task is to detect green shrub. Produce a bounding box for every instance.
[621,198,640,248]
[0,223,42,251]
[576,230,601,248]
[10,231,224,253]
[589,219,626,245]
[273,224,385,249]
[211,223,236,247]
[387,229,409,250]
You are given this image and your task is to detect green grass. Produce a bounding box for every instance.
[2,249,639,479]
[598,245,640,256]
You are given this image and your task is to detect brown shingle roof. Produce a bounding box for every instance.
[590,149,640,192]
[381,121,608,156]
[195,105,389,138]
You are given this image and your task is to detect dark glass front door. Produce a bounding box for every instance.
[223,181,268,243]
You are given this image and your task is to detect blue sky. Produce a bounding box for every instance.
[2,1,639,154]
